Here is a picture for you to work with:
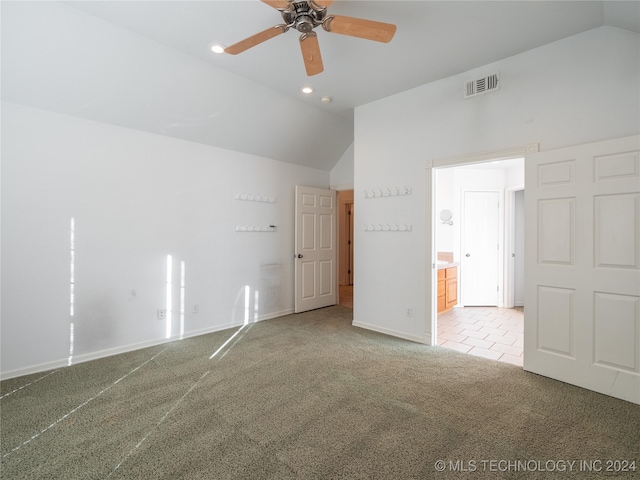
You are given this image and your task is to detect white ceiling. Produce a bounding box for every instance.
[3,1,639,171]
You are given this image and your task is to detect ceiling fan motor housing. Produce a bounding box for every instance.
[281,1,328,33]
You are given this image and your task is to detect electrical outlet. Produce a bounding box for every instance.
[157,309,166,320]
[406,307,413,317]
[192,304,199,314]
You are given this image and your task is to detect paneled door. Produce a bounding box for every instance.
[524,135,640,404]
[295,186,337,313]
[461,190,500,306]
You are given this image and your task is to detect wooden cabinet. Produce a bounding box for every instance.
[437,266,458,313]
[445,267,458,311]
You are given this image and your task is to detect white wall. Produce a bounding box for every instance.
[1,102,328,378]
[330,142,355,190]
[353,26,640,342]
[434,168,455,254]
[506,162,525,189]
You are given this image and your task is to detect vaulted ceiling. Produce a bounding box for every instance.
[2,1,639,171]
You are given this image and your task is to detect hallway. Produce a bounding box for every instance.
[338,284,353,309]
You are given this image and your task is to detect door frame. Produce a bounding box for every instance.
[337,190,354,286]
[426,144,539,347]
[335,187,354,306]
[504,184,525,308]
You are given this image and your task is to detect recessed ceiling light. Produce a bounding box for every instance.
[211,44,225,54]
[301,86,314,94]
[321,96,332,103]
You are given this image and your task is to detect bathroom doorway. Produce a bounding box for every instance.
[433,158,524,365]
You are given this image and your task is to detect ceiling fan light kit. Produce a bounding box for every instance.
[224,0,397,76]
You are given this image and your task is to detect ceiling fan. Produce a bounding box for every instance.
[224,0,397,76]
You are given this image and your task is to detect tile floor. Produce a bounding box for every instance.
[437,306,524,366]
[338,289,522,366]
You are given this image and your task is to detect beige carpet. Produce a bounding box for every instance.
[2,306,639,479]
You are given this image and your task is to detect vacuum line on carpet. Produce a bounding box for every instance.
[0,369,60,400]
[104,322,251,476]
[105,370,211,479]
[2,347,169,458]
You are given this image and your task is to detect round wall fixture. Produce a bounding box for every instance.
[440,209,453,225]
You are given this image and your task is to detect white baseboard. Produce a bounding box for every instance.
[0,308,295,381]
[352,320,429,345]
[256,308,294,322]
[0,337,172,381]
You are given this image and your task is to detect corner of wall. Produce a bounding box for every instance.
[330,142,355,189]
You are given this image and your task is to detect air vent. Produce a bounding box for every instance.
[464,72,500,99]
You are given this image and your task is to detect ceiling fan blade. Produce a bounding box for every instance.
[324,15,396,43]
[225,25,286,55]
[299,33,324,76]
[261,0,289,9]
[313,0,334,7]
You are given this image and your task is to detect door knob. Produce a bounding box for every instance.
[297,254,303,258]
[465,253,471,257]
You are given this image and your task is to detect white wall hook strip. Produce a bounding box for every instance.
[235,225,277,232]
[363,224,412,232]
[364,187,412,199]
[235,193,277,203]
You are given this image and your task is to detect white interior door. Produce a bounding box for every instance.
[295,186,337,313]
[524,135,640,404]
[461,190,500,306]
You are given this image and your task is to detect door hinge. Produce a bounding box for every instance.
[348,210,352,215]
[348,240,351,245]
